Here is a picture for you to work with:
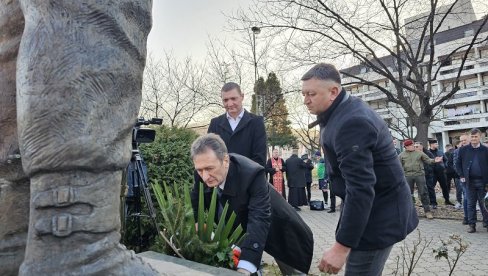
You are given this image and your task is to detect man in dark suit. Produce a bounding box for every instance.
[428,140,453,205]
[190,134,313,275]
[302,63,418,275]
[285,149,308,210]
[207,82,267,167]
[455,128,488,233]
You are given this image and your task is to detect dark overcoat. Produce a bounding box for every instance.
[455,144,488,183]
[207,110,267,167]
[285,154,307,188]
[318,91,418,250]
[191,154,313,273]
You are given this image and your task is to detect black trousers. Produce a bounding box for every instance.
[433,169,450,202]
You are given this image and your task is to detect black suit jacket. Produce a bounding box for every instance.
[317,91,418,250]
[285,154,307,188]
[455,144,488,183]
[208,110,267,167]
[191,154,313,273]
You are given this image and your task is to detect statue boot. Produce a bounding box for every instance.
[19,170,158,275]
[11,0,159,274]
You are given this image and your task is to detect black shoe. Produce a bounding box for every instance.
[462,219,468,225]
[467,225,476,233]
[327,209,336,213]
[294,206,301,211]
[432,204,438,209]
[445,201,455,206]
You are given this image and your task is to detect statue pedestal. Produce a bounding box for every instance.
[139,251,241,276]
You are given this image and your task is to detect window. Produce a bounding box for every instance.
[482,73,488,86]
[464,77,479,89]
[350,86,359,94]
[480,48,488,59]
[464,29,474,37]
[440,57,452,67]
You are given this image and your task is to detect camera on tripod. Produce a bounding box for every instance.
[126,117,162,198]
[123,117,163,251]
[132,117,163,144]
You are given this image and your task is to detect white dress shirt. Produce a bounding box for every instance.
[226,109,245,131]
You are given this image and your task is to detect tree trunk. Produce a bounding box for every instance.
[414,115,431,145]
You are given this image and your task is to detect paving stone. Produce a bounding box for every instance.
[271,188,488,275]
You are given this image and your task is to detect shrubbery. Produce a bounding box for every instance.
[122,125,198,252]
[140,126,198,189]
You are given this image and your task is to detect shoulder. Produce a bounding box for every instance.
[209,114,226,125]
[214,113,227,121]
[230,153,263,173]
[245,111,264,122]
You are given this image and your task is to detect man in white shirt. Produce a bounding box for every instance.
[207,82,267,167]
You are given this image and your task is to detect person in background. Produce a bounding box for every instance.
[266,149,286,199]
[207,82,267,167]
[393,138,401,155]
[455,128,488,233]
[454,134,470,224]
[285,149,308,211]
[399,140,443,219]
[302,63,418,275]
[429,140,453,206]
[416,142,437,209]
[315,151,329,209]
[302,153,315,203]
[483,137,488,147]
[444,144,459,207]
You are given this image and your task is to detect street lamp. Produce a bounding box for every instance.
[251,26,261,83]
[251,26,261,115]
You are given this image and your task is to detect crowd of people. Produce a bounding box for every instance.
[265,148,338,212]
[192,63,420,275]
[396,130,488,233]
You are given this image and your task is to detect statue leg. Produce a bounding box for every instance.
[16,0,157,274]
[0,1,29,275]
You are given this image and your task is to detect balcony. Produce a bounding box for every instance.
[441,85,488,106]
[441,112,488,131]
[437,57,488,81]
[357,89,388,102]
[375,108,392,119]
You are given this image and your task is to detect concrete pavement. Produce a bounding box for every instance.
[263,188,488,275]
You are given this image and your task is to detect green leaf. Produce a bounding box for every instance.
[197,182,205,239]
[213,204,229,241]
[204,187,219,242]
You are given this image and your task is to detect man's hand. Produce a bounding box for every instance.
[318,242,351,274]
[237,268,251,275]
[434,156,443,163]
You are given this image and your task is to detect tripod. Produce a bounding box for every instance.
[125,143,160,252]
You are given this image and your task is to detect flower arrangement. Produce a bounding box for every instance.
[151,181,245,269]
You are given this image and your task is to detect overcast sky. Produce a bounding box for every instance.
[148,1,249,61]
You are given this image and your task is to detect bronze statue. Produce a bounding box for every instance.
[0,0,157,274]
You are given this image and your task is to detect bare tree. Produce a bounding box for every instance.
[286,88,321,152]
[233,0,488,143]
[141,53,214,128]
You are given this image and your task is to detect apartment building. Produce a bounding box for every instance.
[340,4,488,148]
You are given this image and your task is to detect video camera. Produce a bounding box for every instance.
[132,117,163,144]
